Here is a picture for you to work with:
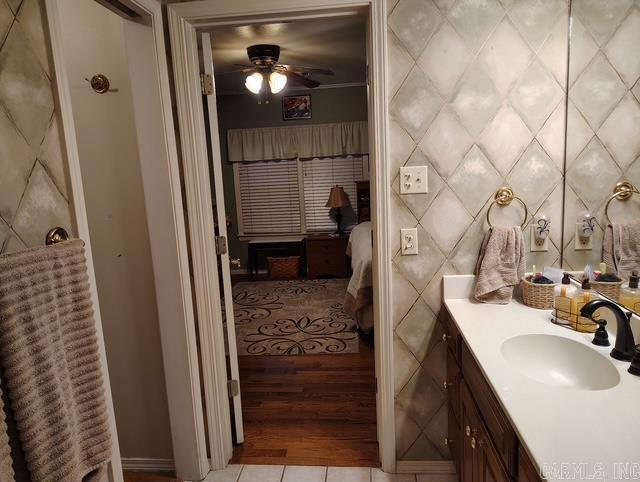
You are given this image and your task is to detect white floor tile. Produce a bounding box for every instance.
[204,464,243,482]
[238,464,285,482]
[372,469,416,482]
[416,475,457,482]
[326,467,371,482]
[282,465,327,482]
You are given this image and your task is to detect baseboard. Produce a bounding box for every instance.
[395,460,456,474]
[121,458,175,472]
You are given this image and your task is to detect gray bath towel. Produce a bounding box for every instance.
[0,240,112,482]
[603,222,640,280]
[474,226,525,304]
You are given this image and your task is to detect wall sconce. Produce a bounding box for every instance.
[531,214,550,252]
[575,212,595,250]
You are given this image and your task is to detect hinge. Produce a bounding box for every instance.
[228,379,239,397]
[200,73,214,95]
[215,235,227,255]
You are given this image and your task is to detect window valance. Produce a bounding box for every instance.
[227,121,368,163]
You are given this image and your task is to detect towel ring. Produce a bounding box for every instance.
[604,181,640,224]
[486,187,528,229]
[45,227,69,245]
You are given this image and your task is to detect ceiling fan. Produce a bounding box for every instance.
[223,44,335,97]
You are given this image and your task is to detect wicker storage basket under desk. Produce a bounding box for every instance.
[267,256,301,280]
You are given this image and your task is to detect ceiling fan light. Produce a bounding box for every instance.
[245,72,263,94]
[269,71,287,94]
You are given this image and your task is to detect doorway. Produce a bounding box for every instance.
[168,0,394,475]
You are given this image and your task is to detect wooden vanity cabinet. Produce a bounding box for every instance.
[444,309,543,482]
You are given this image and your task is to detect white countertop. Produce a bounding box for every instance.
[443,275,640,482]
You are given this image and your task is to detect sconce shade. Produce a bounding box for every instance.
[326,185,351,208]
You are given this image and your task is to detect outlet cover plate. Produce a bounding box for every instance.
[530,225,549,252]
[399,166,428,194]
[574,222,593,250]
[401,228,418,255]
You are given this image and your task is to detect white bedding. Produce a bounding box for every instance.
[344,221,374,332]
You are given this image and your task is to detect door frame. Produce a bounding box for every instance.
[45,0,209,479]
[167,0,395,473]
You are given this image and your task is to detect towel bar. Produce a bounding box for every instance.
[486,187,527,229]
[604,181,640,224]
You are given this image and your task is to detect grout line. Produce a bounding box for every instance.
[236,463,245,482]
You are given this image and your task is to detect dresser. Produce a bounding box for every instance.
[305,235,349,279]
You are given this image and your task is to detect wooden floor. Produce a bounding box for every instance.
[123,471,179,482]
[231,335,379,467]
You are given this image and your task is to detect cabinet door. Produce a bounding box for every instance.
[475,424,511,482]
[460,381,477,482]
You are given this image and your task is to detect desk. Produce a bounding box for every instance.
[247,237,305,279]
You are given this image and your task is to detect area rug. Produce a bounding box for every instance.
[232,279,358,356]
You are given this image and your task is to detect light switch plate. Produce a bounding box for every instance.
[401,228,418,255]
[399,166,428,194]
[574,222,592,250]
[530,225,548,252]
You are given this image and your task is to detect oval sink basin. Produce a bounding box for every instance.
[501,334,620,391]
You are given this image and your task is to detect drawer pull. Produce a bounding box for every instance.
[444,437,454,447]
[443,380,454,390]
[442,333,452,343]
[465,425,478,437]
[470,437,477,449]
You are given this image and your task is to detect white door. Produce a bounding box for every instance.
[200,32,244,444]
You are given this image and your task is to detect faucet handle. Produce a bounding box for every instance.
[628,345,640,377]
[592,319,610,347]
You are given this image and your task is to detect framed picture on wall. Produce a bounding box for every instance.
[282,95,311,120]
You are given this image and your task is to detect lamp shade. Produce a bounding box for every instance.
[325,185,351,208]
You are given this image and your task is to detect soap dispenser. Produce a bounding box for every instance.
[553,273,576,324]
[620,271,640,312]
[573,278,596,333]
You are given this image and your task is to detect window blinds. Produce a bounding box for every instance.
[302,156,364,232]
[237,159,301,234]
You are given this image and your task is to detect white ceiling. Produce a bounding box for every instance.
[204,16,367,94]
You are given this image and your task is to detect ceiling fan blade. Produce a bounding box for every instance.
[234,63,255,68]
[284,65,335,76]
[217,68,254,75]
[284,70,320,88]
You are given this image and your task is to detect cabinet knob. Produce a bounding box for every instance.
[442,333,451,343]
[444,437,454,447]
[470,437,477,450]
[443,380,454,390]
[465,425,471,437]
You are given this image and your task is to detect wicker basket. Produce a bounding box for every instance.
[267,256,300,280]
[521,276,556,309]
[591,279,624,301]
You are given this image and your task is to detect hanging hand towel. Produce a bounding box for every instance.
[603,222,640,280]
[474,226,525,304]
[0,240,112,482]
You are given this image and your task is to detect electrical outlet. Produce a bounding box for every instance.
[399,166,428,194]
[530,224,548,252]
[574,222,593,250]
[401,228,418,255]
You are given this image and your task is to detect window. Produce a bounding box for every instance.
[235,156,366,236]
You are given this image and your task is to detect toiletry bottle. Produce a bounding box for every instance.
[554,273,576,324]
[620,271,640,312]
[573,279,595,333]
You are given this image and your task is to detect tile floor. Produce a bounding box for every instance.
[200,465,458,482]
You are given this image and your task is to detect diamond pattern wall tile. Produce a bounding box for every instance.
[392,264,420,328]
[12,162,71,247]
[394,334,420,395]
[568,16,598,86]
[570,53,627,130]
[478,105,533,175]
[627,157,640,188]
[509,60,564,133]
[537,183,564,249]
[0,106,35,222]
[5,0,21,15]
[420,187,472,255]
[1,231,26,255]
[402,433,445,461]
[396,298,437,362]
[449,214,486,273]
[0,1,12,44]
[394,224,445,292]
[389,120,416,175]
[538,15,569,87]
[0,23,54,148]
[392,149,444,219]
[565,101,594,167]
[633,79,640,102]
[507,140,562,212]
[536,102,566,170]
[478,18,532,96]
[450,63,501,136]
[388,0,400,14]
[0,217,9,250]
[597,93,640,170]
[389,0,442,59]
[603,8,640,88]
[566,137,622,213]
[572,0,634,46]
[448,145,502,216]
[447,0,504,53]
[433,0,456,13]
[423,340,446,385]
[396,367,445,430]
[17,0,52,77]
[421,261,457,313]
[419,106,473,178]
[38,116,69,198]
[417,22,471,98]
[395,405,422,458]
[506,0,565,51]
[391,66,444,142]
[562,185,588,249]
[388,31,414,97]
[423,403,449,459]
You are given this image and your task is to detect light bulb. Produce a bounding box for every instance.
[245,72,263,94]
[269,71,287,94]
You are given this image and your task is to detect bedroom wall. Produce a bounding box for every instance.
[0,0,73,255]
[215,85,368,269]
[387,0,569,461]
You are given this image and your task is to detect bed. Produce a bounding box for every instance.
[343,221,374,333]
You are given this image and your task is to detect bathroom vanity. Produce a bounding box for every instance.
[443,275,640,482]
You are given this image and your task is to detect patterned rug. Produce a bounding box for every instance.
[232,278,358,356]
